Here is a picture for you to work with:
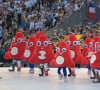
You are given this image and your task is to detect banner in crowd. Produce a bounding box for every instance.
[88,2,96,19]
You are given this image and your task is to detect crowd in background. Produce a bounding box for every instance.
[0,0,87,43]
[0,0,100,65]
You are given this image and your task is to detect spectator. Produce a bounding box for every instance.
[0,27,4,40]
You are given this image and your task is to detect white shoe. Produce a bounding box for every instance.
[88,70,91,74]
[58,74,63,80]
[63,76,68,82]
[29,68,34,73]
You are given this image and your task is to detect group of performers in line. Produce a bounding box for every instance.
[4,31,100,83]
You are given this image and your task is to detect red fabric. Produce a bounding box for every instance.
[22,36,36,61]
[29,34,54,64]
[50,42,75,68]
[90,44,100,68]
[82,48,95,65]
[67,34,83,64]
[4,32,26,60]
[34,31,44,40]
[52,45,56,50]
[4,51,11,60]
[6,48,11,51]
[88,13,96,19]
[82,36,100,65]
[81,38,92,65]
[82,38,92,57]
[88,6,96,19]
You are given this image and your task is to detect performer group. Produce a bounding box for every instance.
[4,31,100,83]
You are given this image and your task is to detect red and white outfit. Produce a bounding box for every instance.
[66,34,83,76]
[4,32,26,71]
[82,36,100,65]
[50,41,75,68]
[90,43,100,83]
[22,36,36,73]
[81,38,92,65]
[50,41,75,82]
[29,34,54,76]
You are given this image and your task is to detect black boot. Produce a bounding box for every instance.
[90,76,95,79]
[93,71,100,83]
[39,66,44,76]
[93,80,100,83]
[90,69,96,79]
[47,68,50,71]
[68,68,71,77]
[9,63,15,72]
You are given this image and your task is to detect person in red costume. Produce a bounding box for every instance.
[50,41,75,82]
[82,38,92,57]
[29,34,54,76]
[4,32,26,72]
[22,36,36,73]
[90,43,100,83]
[81,38,92,74]
[83,36,100,79]
[66,34,83,77]
[34,31,50,73]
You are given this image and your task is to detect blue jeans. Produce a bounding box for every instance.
[57,67,67,76]
[29,64,34,68]
[87,64,91,70]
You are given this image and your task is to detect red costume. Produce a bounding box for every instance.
[22,36,36,61]
[34,31,44,40]
[29,34,54,64]
[82,36,100,65]
[66,34,83,64]
[81,38,92,65]
[90,42,100,83]
[4,32,26,72]
[90,43,100,68]
[82,38,92,57]
[4,32,26,60]
[50,41,75,68]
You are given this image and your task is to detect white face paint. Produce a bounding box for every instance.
[90,55,96,63]
[24,50,31,58]
[11,47,18,55]
[56,56,64,65]
[87,52,94,57]
[70,50,75,58]
[38,51,46,60]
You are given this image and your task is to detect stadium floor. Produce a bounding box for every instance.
[0,68,100,90]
